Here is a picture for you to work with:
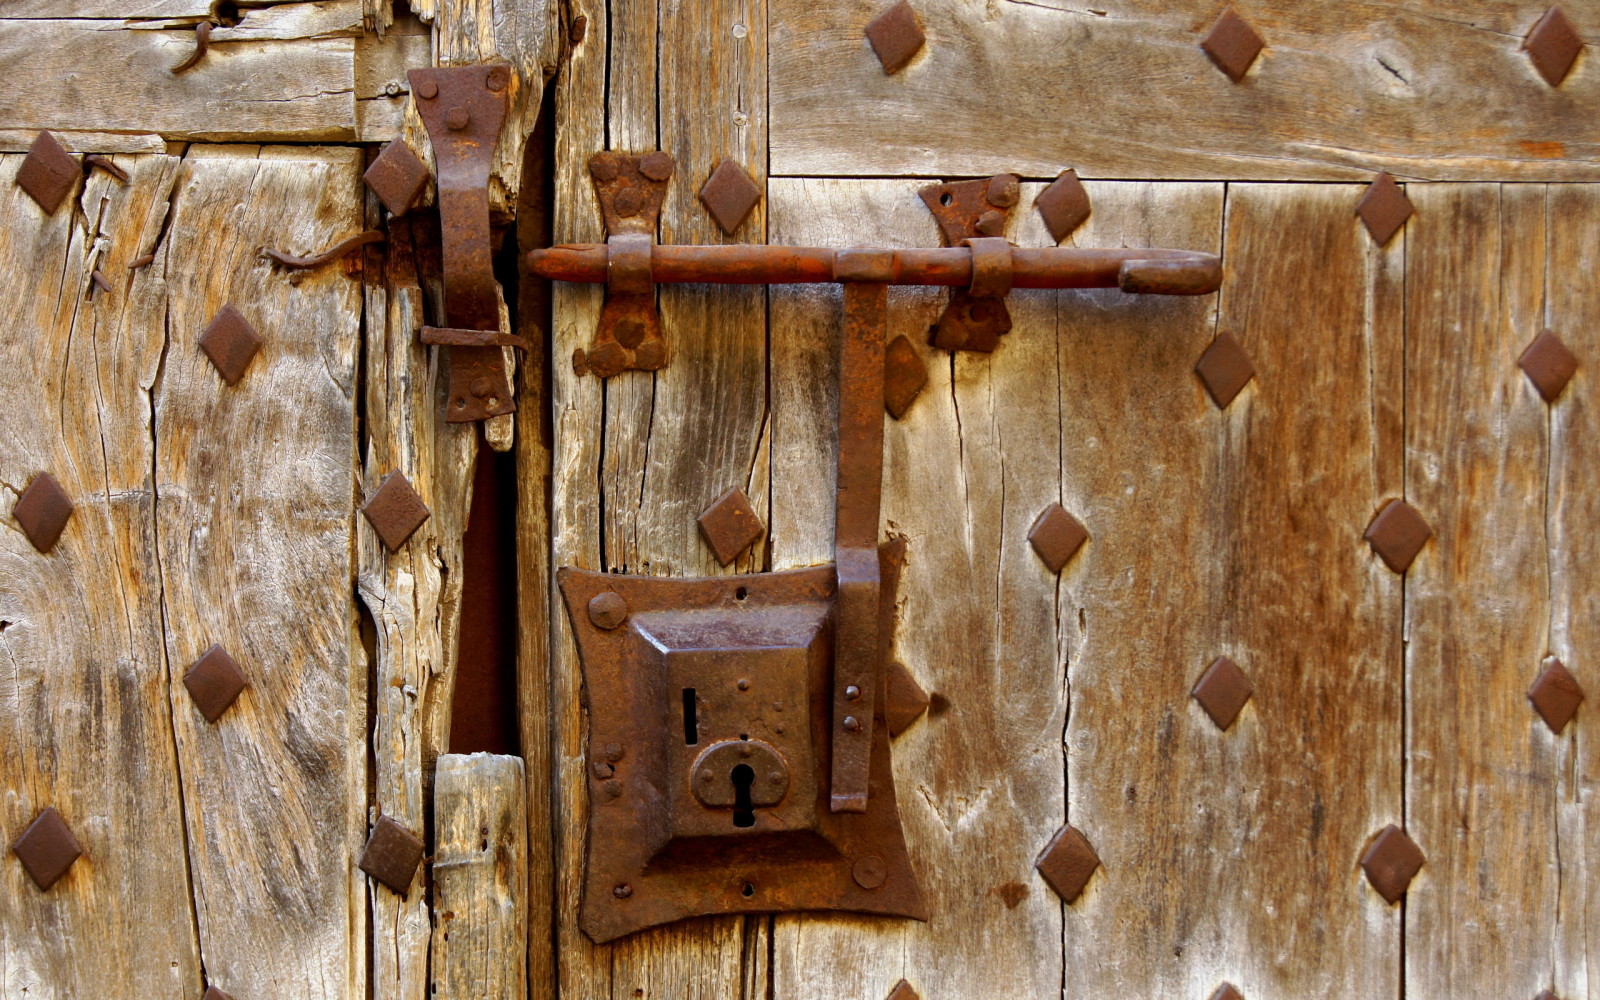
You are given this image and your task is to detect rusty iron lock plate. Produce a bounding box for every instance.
[558,540,926,943]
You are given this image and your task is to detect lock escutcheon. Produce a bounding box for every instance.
[689,739,791,809]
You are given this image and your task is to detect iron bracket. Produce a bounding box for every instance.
[573,151,674,378]
[920,174,1021,352]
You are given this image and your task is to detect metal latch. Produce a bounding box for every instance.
[539,167,1222,942]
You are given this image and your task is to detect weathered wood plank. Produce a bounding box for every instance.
[770,0,1600,181]
[0,131,165,154]
[354,15,430,142]
[0,1,304,16]
[1403,183,1559,1000]
[431,753,528,1000]
[0,151,202,1000]
[0,21,354,142]
[154,144,365,999]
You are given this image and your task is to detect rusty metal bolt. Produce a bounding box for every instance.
[737,678,751,691]
[592,760,615,779]
[604,742,625,762]
[588,591,629,630]
[615,188,644,217]
[986,174,1020,208]
[470,376,495,398]
[852,854,888,890]
[767,770,783,784]
[415,78,438,100]
[445,106,471,130]
[739,744,754,758]
[845,684,862,701]
[589,157,619,182]
[613,883,633,898]
[975,209,1006,237]
[486,65,510,92]
[639,151,674,181]
[842,716,862,733]
[602,779,623,799]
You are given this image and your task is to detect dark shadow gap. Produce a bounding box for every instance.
[449,438,522,755]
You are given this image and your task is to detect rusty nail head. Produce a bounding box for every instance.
[199,304,263,386]
[699,158,763,235]
[11,806,82,891]
[589,158,619,183]
[445,106,471,130]
[1035,823,1101,903]
[203,988,237,1000]
[1209,985,1245,1000]
[845,684,861,700]
[842,715,862,732]
[415,78,438,100]
[697,487,765,565]
[1519,329,1578,402]
[364,141,430,217]
[359,815,425,895]
[1529,656,1584,734]
[1200,8,1265,82]
[1361,824,1424,903]
[1195,331,1256,409]
[614,883,633,898]
[486,64,510,92]
[1525,6,1583,87]
[853,854,888,889]
[737,678,751,690]
[90,269,112,294]
[13,472,73,554]
[1356,172,1414,246]
[884,334,928,419]
[1029,503,1088,574]
[886,981,920,1000]
[17,131,79,215]
[865,0,925,75]
[1364,498,1431,573]
[885,660,930,737]
[588,591,629,630]
[1192,656,1253,730]
[1035,169,1091,243]
[639,151,674,181]
[362,470,432,552]
[603,779,623,798]
[184,643,248,722]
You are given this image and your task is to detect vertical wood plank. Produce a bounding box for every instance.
[1404,183,1558,1000]
[0,152,202,1000]
[154,145,366,999]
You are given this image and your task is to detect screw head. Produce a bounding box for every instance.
[415,78,438,100]
[852,854,888,890]
[445,106,471,130]
[588,591,629,630]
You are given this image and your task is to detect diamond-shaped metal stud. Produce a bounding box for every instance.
[1192,656,1253,730]
[1364,498,1431,573]
[1029,503,1088,574]
[1526,6,1583,87]
[12,807,82,891]
[1200,8,1264,82]
[13,472,73,554]
[1356,172,1413,246]
[363,140,430,217]
[362,471,431,552]
[358,814,425,895]
[1529,657,1584,734]
[1209,985,1245,1000]
[865,0,925,75]
[885,660,930,737]
[16,131,79,214]
[1519,330,1578,402]
[199,304,263,386]
[1535,991,1562,1000]
[1035,169,1091,243]
[698,159,762,235]
[884,334,928,419]
[183,643,248,722]
[1195,331,1255,409]
[886,980,920,1000]
[203,987,238,1000]
[1361,824,1424,903]
[1035,823,1100,903]
[697,487,765,566]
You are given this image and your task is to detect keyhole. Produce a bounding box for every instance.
[682,688,698,745]
[731,764,755,828]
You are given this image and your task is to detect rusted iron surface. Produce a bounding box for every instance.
[1529,657,1584,734]
[1035,168,1091,243]
[1200,8,1265,82]
[1192,656,1253,731]
[528,242,1222,294]
[89,269,112,295]
[1519,329,1578,402]
[11,807,81,892]
[920,175,1017,245]
[128,253,157,270]
[884,660,930,737]
[198,304,263,386]
[411,64,514,422]
[1028,502,1088,574]
[919,176,1017,350]
[575,153,674,378]
[13,472,73,554]
[1364,498,1431,573]
[883,333,928,419]
[359,815,425,896]
[183,644,249,723]
[1195,330,1256,409]
[556,540,926,943]
[170,20,212,74]
[1035,823,1101,903]
[699,158,763,235]
[589,151,673,236]
[1525,6,1583,86]
[1361,824,1425,903]
[262,229,385,269]
[865,0,925,75]
[362,470,431,552]
[364,140,430,217]
[697,486,766,566]
[1356,171,1414,246]
[16,131,78,215]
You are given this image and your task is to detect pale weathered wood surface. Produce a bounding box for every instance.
[0,20,355,142]
[154,144,366,999]
[770,0,1600,182]
[431,753,528,1000]
[0,151,202,1000]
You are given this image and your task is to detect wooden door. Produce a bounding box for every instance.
[3,3,1597,999]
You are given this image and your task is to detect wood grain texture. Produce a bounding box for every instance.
[431,753,528,1000]
[0,151,201,1000]
[0,21,355,142]
[0,131,166,155]
[153,145,365,999]
[769,0,1600,182]
[1403,183,1569,1000]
